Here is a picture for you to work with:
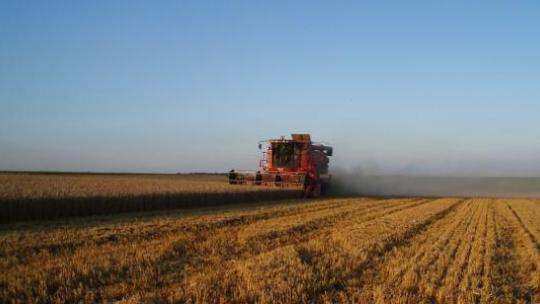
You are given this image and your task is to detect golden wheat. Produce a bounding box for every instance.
[0,173,301,223]
[1,196,539,303]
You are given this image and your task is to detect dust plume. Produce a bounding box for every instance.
[330,167,540,198]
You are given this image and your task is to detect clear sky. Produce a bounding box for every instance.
[1,1,539,176]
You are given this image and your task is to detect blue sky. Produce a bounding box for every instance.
[1,1,539,176]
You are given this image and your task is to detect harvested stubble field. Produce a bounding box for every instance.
[0,173,301,223]
[1,196,540,303]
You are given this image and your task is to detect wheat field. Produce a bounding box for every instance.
[0,173,301,223]
[1,196,539,303]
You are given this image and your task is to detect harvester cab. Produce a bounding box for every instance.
[229,134,333,197]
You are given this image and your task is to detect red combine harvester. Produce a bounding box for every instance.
[229,134,333,197]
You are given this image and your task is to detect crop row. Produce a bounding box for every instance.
[1,197,539,302]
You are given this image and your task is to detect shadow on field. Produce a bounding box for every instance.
[1,190,303,224]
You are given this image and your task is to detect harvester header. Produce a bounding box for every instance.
[229,134,333,197]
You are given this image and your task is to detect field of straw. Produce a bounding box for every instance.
[0,173,301,223]
[1,194,540,303]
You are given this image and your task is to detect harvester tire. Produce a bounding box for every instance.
[320,181,329,196]
[275,174,282,187]
[255,172,262,185]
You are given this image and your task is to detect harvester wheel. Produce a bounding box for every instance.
[228,170,237,184]
[255,171,262,185]
[275,174,282,187]
[320,181,329,196]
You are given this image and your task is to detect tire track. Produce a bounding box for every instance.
[395,198,480,302]
[456,199,490,304]
[6,197,540,303]
[1,197,378,260]
[2,198,392,302]
[238,198,419,241]
[406,199,480,302]
[143,198,434,302]
[242,197,431,244]
[490,201,536,302]
[506,202,540,253]
[433,199,484,302]
[480,200,497,303]
[163,198,435,287]
[300,198,465,302]
[359,199,475,302]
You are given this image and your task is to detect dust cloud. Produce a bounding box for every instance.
[329,167,540,198]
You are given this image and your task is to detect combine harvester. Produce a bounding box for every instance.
[229,134,333,197]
